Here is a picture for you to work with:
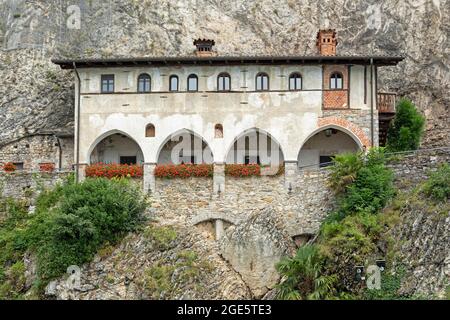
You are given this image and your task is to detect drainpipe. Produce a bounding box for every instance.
[73,62,81,183]
[370,58,374,148]
[55,135,62,170]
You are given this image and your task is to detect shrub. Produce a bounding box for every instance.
[154,163,213,179]
[328,148,394,221]
[329,152,363,193]
[225,164,260,177]
[386,98,425,152]
[85,163,143,178]
[25,178,146,283]
[422,163,450,201]
[2,162,16,172]
[276,245,337,300]
[339,164,394,216]
[39,163,55,173]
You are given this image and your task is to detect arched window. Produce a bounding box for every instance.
[145,124,155,137]
[169,75,179,91]
[217,73,231,91]
[137,73,151,92]
[330,72,343,89]
[214,124,223,138]
[289,73,302,90]
[255,72,269,91]
[187,74,198,91]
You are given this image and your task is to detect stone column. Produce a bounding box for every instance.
[77,163,87,182]
[143,163,156,194]
[284,161,298,191]
[215,219,224,240]
[213,163,225,195]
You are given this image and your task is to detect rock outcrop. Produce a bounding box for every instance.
[46,223,252,300]
[0,0,448,147]
[219,206,296,298]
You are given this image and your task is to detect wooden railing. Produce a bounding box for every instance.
[377,92,396,113]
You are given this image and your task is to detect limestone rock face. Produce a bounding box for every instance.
[219,206,296,298]
[45,223,252,300]
[0,0,448,147]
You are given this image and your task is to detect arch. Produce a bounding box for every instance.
[145,123,155,137]
[330,71,343,89]
[217,72,231,91]
[87,129,144,165]
[187,74,198,91]
[288,72,302,90]
[137,73,151,92]
[224,128,285,165]
[169,75,179,91]
[255,72,269,91]
[297,118,368,169]
[156,128,214,164]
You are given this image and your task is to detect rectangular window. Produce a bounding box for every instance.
[244,156,261,165]
[13,162,24,170]
[101,74,115,93]
[120,156,136,165]
[319,156,333,167]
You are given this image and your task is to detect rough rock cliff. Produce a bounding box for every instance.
[0,0,448,146]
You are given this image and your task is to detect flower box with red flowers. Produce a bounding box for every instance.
[85,163,143,178]
[225,164,261,177]
[154,163,213,179]
[2,162,16,172]
[39,162,55,173]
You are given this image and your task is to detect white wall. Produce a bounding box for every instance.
[77,64,375,166]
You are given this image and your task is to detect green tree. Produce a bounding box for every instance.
[386,98,425,152]
[276,245,337,300]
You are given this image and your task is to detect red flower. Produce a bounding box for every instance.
[2,162,16,172]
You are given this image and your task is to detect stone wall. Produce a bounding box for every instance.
[0,171,72,201]
[387,148,450,186]
[322,109,378,147]
[153,169,334,237]
[0,134,74,171]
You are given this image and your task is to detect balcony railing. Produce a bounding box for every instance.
[377,92,396,113]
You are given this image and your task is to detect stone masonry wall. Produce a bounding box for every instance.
[153,170,333,237]
[0,134,74,171]
[322,109,379,147]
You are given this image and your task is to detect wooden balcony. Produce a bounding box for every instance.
[377,92,396,113]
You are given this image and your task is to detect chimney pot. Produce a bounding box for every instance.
[193,38,217,57]
[316,29,337,56]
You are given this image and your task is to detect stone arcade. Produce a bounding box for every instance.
[51,29,402,192]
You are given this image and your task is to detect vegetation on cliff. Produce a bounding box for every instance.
[386,99,425,152]
[0,176,146,299]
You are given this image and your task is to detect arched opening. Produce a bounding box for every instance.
[137,73,151,92]
[255,72,269,91]
[217,73,231,91]
[89,132,144,165]
[145,124,155,137]
[225,129,284,166]
[187,74,198,91]
[157,129,213,164]
[297,127,361,169]
[330,72,343,89]
[214,124,223,138]
[289,72,302,90]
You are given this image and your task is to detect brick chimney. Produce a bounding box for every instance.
[316,29,337,56]
[193,38,217,57]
